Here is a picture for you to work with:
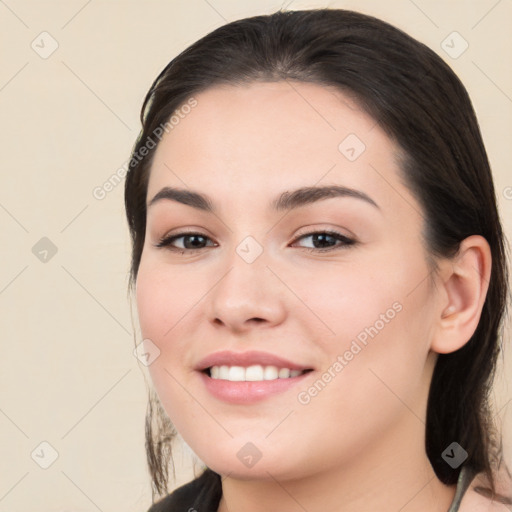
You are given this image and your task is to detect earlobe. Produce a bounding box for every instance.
[430,235,492,355]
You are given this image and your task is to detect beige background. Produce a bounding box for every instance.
[0,0,511,510]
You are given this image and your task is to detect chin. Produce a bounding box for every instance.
[202,449,308,482]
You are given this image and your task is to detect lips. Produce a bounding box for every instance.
[194,350,313,373]
[194,350,315,404]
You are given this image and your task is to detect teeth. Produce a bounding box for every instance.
[228,366,245,381]
[208,365,307,381]
[246,365,264,381]
[278,368,290,378]
[219,365,230,380]
[263,366,278,380]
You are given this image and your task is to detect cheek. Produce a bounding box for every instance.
[135,256,212,404]
[135,265,195,427]
[295,248,434,382]
[290,275,433,459]
[290,258,404,341]
[135,266,170,340]
[135,256,204,340]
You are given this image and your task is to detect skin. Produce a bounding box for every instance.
[135,81,492,512]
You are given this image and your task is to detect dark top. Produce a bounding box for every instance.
[147,465,476,512]
[147,469,222,512]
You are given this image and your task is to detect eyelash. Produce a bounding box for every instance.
[155,229,356,254]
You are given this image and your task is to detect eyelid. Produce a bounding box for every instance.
[293,224,355,241]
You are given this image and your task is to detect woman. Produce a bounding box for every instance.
[124,8,511,511]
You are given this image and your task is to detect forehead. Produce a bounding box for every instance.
[146,81,413,217]
[153,81,379,161]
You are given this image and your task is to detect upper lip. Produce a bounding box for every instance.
[195,350,313,371]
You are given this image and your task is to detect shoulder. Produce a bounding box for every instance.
[458,470,512,512]
[146,468,222,512]
[458,488,510,512]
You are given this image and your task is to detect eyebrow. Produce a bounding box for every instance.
[147,185,380,213]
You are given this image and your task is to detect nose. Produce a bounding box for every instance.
[206,246,287,334]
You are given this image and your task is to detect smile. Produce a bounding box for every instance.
[207,365,310,381]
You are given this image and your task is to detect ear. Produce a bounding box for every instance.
[430,235,492,354]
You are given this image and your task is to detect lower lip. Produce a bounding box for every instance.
[198,370,312,404]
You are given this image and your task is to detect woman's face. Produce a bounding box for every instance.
[136,81,444,480]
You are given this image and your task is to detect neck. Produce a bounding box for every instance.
[217,412,457,512]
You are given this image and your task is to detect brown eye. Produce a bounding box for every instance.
[155,232,216,251]
[292,230,355,252]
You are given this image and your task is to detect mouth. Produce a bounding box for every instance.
[195,349,315,381]
[198,366,314,404]
[195,350,315,403]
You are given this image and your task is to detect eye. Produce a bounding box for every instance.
[291,230,355,252]
[155,229,356,254]
[155,232,216,252]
